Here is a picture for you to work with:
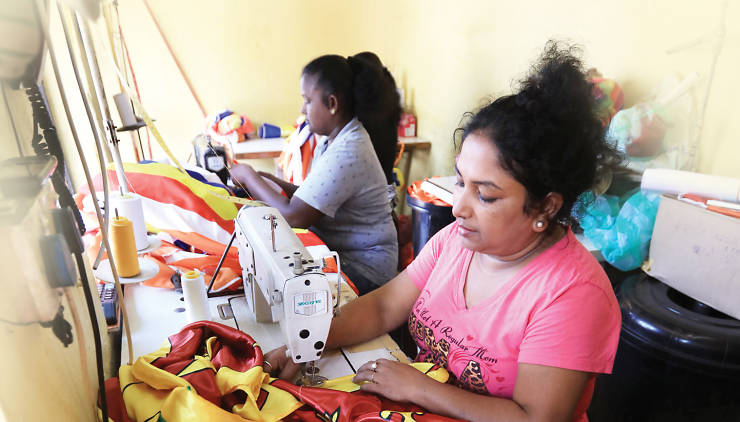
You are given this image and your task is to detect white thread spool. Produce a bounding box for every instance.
[114,92,138,127]
[111,193,148,251]
[181,270,210,323]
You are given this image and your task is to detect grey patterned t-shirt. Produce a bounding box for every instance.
[294,118,398,288]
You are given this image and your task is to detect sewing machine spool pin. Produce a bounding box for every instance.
[264,214,278,252]
[292,251,304,275]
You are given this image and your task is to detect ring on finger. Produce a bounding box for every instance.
[371,361,378,371]
[370,371,376,383]
[263,360,273,372]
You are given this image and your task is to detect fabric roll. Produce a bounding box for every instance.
[642,169,740,203]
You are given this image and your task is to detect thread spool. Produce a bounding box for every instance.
[112,193,148,250]
[110,214,140,277]
[181,270,210,322]
[114,93,138,127]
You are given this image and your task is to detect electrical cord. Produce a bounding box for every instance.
[64,286,97,419]
[36,1,133,420]
[74,251,109,422]
[26,84,85,236]
[37,0,133,363]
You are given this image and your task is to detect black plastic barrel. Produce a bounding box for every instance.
[406,192,455,257]
[588,272,740,421]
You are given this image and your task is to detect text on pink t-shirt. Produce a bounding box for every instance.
[406,222,621,421]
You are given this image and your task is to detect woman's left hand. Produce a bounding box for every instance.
[230,163,258,184]
[353,358,430,403]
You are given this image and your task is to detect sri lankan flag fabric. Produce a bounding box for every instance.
[103,321,463,422]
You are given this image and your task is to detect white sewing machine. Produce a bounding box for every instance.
[233,204,340,365]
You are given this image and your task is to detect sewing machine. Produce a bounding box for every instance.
[233,204,340,365]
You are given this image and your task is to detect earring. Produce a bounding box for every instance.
[330,109,336,115]
[535,220,545,229]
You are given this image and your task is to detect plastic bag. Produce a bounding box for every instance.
[606,73,698,172]
[575,191,661,271]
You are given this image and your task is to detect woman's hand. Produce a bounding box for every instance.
[230,163,258,185]
[262,345,301,380]
[352,358,430,403]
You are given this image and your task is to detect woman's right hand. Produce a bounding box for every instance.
[262,345,301,380]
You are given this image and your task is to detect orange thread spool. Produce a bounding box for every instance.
[110,215,140,277]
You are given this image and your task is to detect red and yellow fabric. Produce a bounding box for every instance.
[103,322,462,422]
[78,162,239,244]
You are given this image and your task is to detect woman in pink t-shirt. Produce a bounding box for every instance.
[265,42,623,422]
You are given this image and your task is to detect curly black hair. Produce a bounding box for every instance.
[302,54,401,184]
[457,41,621,224]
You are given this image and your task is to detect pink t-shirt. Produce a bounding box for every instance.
[406,222,620,421]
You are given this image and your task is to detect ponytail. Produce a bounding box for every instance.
[303,54,401,183]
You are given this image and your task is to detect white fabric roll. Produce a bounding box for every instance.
[181,271,210,323]
[641,169,740,203]
[111,193,148,250]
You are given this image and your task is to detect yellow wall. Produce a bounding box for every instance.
[62,0,740,188]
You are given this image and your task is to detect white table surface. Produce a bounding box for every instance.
[120,246,407,381]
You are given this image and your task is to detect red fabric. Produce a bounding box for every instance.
[106,321,457,422]
[104,321,264,418]
[396,214,414,270]
[274,378,463,421]
[103,323,464,422]
[103,377,135,422]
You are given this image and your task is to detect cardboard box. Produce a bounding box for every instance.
[645,195,740,319]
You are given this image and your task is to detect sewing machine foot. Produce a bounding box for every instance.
[299,362,328,386]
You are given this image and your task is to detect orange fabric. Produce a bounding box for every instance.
[161,229,238,259]
[295,230,325,247]
[408,180,452,207]
[299,139,315,181]
[85,232,176,288]
[708,206,740,219]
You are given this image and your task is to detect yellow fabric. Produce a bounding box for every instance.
[117,162,239,221]
[317,362,449,393]
[118,337,302,422]
[118,337,450,422]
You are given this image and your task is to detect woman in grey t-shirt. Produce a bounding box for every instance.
[231,54,398,294]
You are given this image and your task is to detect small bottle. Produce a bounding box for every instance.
[181,270,210,322]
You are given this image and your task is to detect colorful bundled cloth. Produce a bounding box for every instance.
[104,321,463,422]
[206,109,256,145]
[590,77,624,127]
[277,121,318,185]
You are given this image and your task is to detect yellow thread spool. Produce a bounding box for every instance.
[110,215,140,277]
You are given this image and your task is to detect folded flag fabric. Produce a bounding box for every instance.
[103,321,462,422]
